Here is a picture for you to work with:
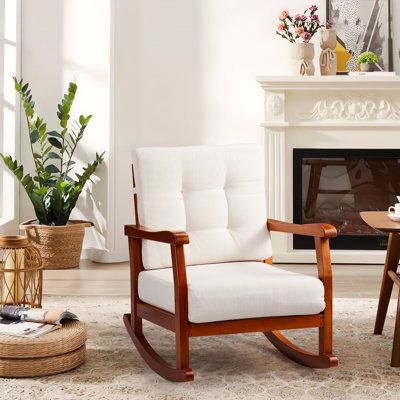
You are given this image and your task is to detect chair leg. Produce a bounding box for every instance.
[319,309,333,356]
[123,314,194,382]
[391,291,400,367]
[176,328,190,370]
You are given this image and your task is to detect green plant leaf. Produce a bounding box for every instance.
[47,151,61,159]
[48,137,62,148]
[45,164,60,174]
[43,145,52,156]
[47,131,62,138]
[30,130,39,143]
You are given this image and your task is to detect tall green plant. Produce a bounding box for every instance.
[0,78,104,225]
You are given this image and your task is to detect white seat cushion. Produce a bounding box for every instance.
[138,262,325,323]
[134,144,272,269]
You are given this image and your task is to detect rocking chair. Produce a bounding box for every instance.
[124,144,338,381]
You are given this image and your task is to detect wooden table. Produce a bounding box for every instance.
[360,211,400,366]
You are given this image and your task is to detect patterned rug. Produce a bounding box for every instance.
[0,296,399,400]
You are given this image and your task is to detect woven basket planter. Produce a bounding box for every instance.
[19,220,93,270]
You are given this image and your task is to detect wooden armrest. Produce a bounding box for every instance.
[124,225,190,245]
[267,219,337,238]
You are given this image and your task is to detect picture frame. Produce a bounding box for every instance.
[326,0,393,73]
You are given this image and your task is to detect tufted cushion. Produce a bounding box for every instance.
[138,261,325,323]
[134,144,272,269]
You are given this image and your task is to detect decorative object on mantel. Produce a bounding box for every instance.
[0,235,42,308]
[357,51,380,72]
[326,0,392,73]
[276,6,323,76]
[0,78,105,269]
[290,42,315,76]
[319,20,337,75]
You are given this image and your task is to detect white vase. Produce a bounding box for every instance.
[319,29,337,76]
[290,42,315,76]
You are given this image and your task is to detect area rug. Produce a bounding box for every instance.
[0,296,400,400]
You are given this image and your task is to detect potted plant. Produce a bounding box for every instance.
[0,78,104,269]
[357,51,379,72]
[276,5,324,75]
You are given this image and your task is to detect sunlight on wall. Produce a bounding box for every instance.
[0,0,19,229]
[61,0,110,255]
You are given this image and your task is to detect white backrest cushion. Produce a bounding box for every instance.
[134,144,273,269]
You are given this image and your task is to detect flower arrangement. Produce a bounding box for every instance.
[276,5,323,43]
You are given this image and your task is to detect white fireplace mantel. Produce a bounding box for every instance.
[257,75,400,91]
[257,75,400,264]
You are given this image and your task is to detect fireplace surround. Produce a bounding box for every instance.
[257,75,400,264]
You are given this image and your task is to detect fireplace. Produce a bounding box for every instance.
[293,149,400,250]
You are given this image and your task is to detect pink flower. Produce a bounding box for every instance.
[277,22,285,31]
[309,5,318,12]
[279,10,289,20]
[300,14,307,22]
[294,14,302,21]
[296,27,305,36]
[301,32,312,42]
[326,19,334,29]
[311,14,320,22]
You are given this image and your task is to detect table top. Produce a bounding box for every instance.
[360,211,400,232]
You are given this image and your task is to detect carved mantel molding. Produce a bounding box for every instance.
[258,76,400,128]
[299,97,400,121]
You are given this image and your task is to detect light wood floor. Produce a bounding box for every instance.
[43,260,397,299]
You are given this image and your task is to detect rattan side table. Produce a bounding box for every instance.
[0,320,87,377]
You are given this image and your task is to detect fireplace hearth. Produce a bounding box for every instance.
[293,149,400,250]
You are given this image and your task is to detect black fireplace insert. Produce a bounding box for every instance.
[293,149,400,250]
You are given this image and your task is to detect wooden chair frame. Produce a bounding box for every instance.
[124,170,338,381]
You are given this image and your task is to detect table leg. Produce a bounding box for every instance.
[374,232,400,335]
[391,289,400,367]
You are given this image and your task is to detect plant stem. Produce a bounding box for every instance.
[60,132,65,177]
[26,115,42,186]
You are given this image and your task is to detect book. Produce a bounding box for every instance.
[348,71,396,77]
[0,306,78,338]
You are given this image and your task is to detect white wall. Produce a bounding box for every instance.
[15,0,400,262]
[0,0,21,234]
